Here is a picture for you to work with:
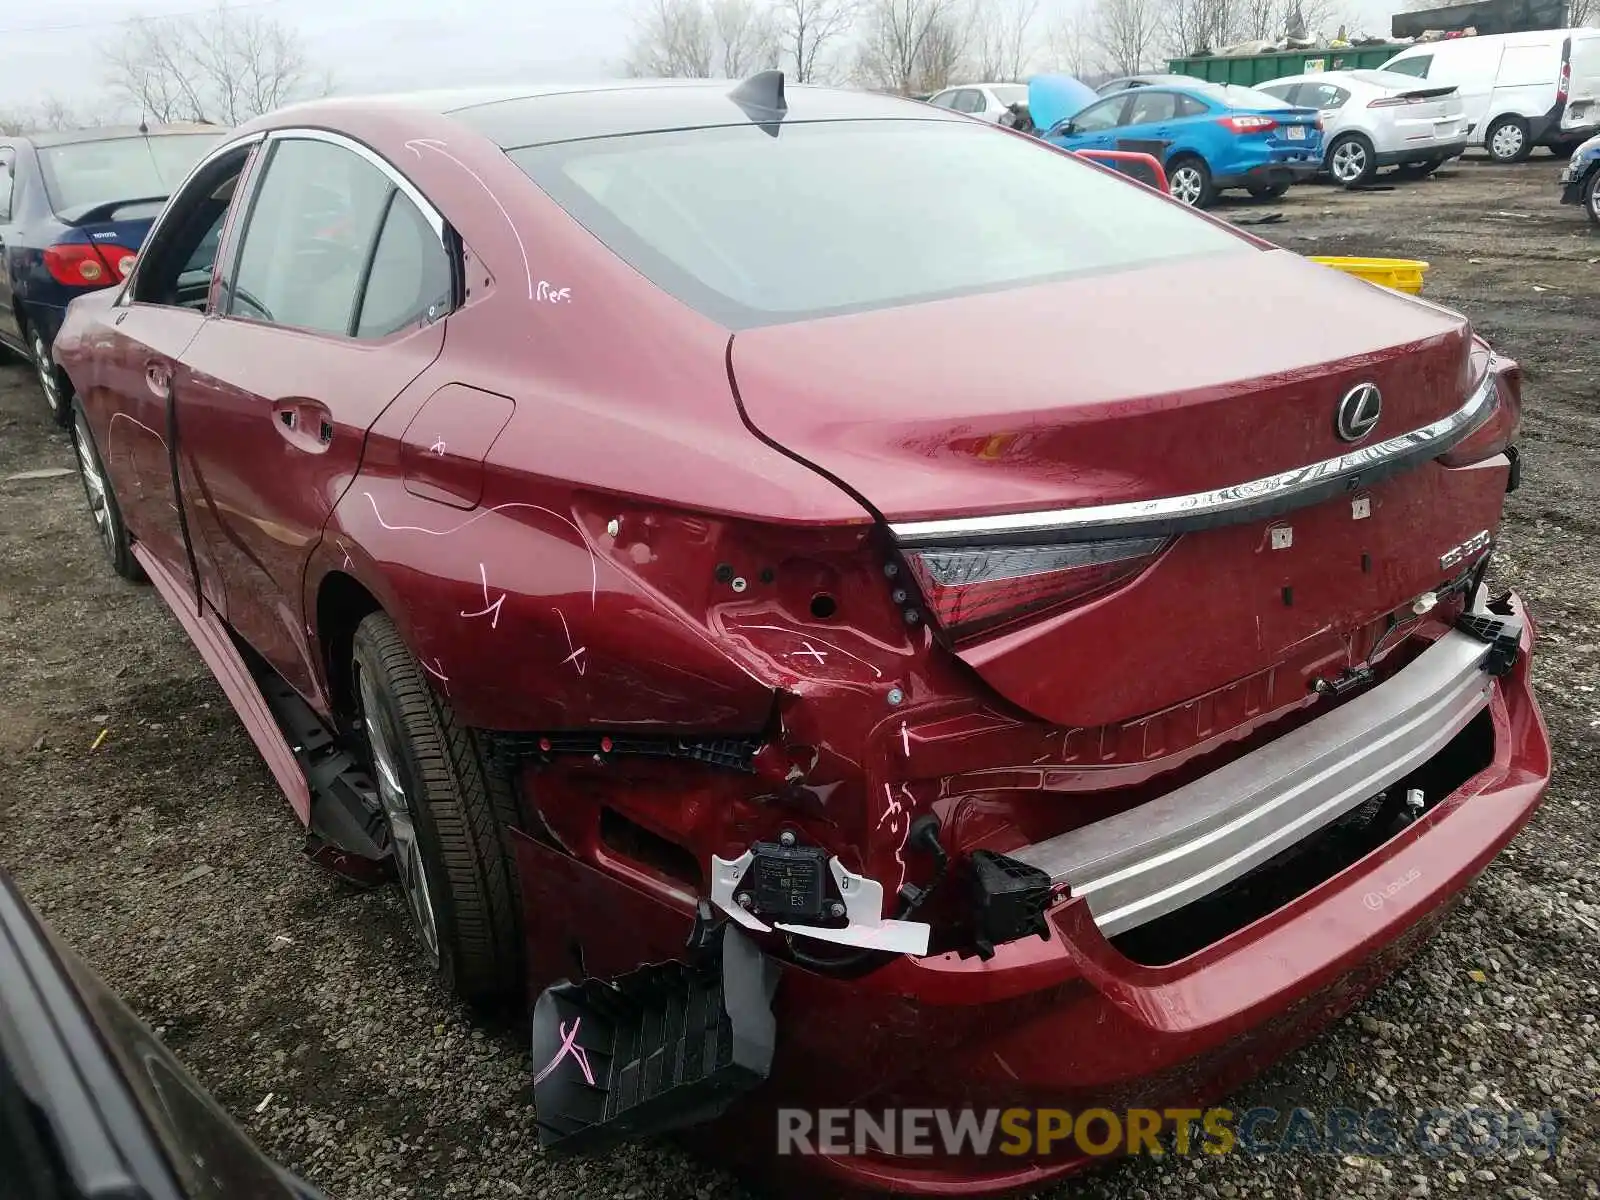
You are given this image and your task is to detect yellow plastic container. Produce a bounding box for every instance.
[1308,256,1430,295]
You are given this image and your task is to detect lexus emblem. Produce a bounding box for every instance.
[1335,383,1383,443]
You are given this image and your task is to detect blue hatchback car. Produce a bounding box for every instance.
[1041,81,1324,208]
[0,125,224,424]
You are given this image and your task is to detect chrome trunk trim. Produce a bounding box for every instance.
[891,369,1499,547]
[1010,617,1508,938]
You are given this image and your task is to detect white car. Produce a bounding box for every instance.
[1380,28,1600,161]
[1257,69,1469,187]
[924,82,1030,123]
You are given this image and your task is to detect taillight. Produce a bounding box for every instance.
[112,251,137,279]
[42,243,118,287]
[1559,60,1571,103]
[1218,115,1276,133]
[1367,96,1409,108]
[1314,113,1324,130]
[902,537,1168,642]
[1439,362,1522,468]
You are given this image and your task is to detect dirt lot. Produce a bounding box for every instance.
[1,156,1598,1200]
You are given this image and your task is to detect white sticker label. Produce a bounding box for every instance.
[1270,526,1294,550]
[1352,497,1371,520]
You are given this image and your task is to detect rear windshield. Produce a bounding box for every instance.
[508,119,1249,327]
[39,134,222,214]
[1190,82,1297,110]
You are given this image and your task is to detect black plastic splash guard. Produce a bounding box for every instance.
[531,928,780,1154]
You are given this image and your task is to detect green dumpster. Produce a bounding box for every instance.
[1167,44,1413,87]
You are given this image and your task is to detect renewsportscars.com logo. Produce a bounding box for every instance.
[776,1106,1564,1159]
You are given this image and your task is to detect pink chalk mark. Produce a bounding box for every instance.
[900,722,911,758]
[460,562,506,629]
[533,1018,595,1087]
[429,438,447,456]
[790,642,828,666]
[553,608,587,676]
[735,625,884,679]
[361,492,597,611]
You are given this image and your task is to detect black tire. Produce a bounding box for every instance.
[1167,155,1215,208]
[1326,133,1377,188]
[1247,182,1290,199]
[70,399,142,582]
[1394,158,1443,179]
[1584,168,1600,228]
[1486,115,1533,163]
[28,325,72,428]
[351,612,524,1008]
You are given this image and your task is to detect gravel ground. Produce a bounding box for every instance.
[0,155,1597,1200]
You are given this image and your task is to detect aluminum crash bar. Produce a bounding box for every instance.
[1010,608,1513,938]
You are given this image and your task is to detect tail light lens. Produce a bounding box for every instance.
[1367,96,1409,108]
[1219,115,1276,133]
[1439,362,1522,468]
[42,243,123,287]
[1559,60,1570,103]
[903,537,1168,643]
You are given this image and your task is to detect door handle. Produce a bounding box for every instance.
[272,400,334,453]
[145,362,171,398]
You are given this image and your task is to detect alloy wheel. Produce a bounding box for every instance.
[1491,123,1524,160]
[32,332,60,415]
[358,668,441,964]
[1331,140,1367,184]
[1170,166,1203,205]
[72,410,115,557]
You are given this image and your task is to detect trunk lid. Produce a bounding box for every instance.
[729,249,1496,729]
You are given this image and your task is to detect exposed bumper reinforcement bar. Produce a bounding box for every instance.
[1010,605,1516,938]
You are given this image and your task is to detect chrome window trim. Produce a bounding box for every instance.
[891,368,1500,548]
[264,127,447,242]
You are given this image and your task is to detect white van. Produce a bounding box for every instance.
[1381,28,1600,161]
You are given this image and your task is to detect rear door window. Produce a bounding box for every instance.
[225,138,394,336]
[354,194,453,339]
[1125,91,1178,125]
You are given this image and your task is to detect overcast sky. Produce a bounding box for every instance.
[0,0,1402,115]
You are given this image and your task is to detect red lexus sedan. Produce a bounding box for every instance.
[51,74,1548,1194]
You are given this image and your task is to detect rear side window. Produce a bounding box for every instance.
[509,119,1250,328]
[355,195,453,339]
[37,134,220,214]
[0,150,13,222]
[1174,94,1209,116]
[1302,82,1351,109]
[227,139,394,335]
[1385,55,1431,78]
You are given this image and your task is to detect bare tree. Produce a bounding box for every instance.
[971,0,1039,80]
[773,0,859,82]
[856,0,969,93]
[711,0,781,74]
[1160,0,1237,57]
[0,97,112,136]
[1046,8,1096,77]
[102,4,325,125]
[625,0,717,76]
[1091,0,1160,73]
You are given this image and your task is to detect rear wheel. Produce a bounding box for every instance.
[1167,155,1214,207]
[70,399,141,582]
[29,327,72,428]
[351,612,524,1008]
[1486,115,1532,163]
[1584,168,1600,227]
[1246,182,1290,199]
[1327,134,1377,188]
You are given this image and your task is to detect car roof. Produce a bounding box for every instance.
[270,80,955,151]
[22,123,222,148]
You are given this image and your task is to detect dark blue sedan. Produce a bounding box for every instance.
[0,125,224,424]
[1559,131,1600,225]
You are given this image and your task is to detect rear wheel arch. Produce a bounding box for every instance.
[315,569,384,725]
